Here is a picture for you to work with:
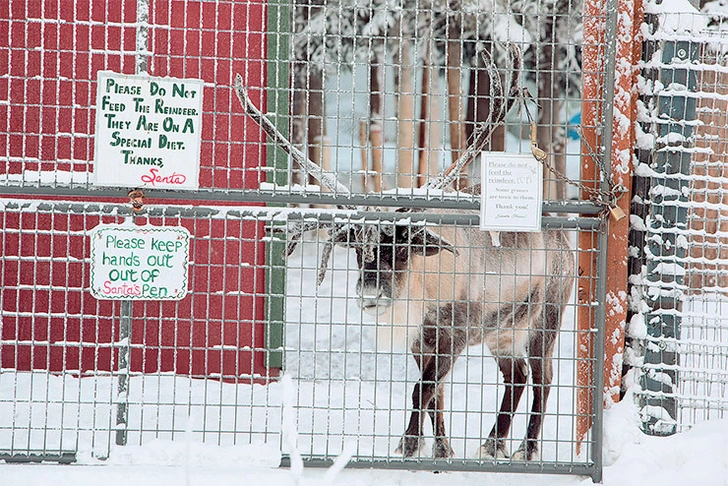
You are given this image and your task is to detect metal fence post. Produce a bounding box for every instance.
[264,0,291,370]
[112,0,150,448]
[115,299,133,446]
[631,17,700,435]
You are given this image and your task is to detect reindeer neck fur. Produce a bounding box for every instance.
[377,210,553,358]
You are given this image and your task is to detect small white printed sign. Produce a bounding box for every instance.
[93,71,203,190]
[89,224,191,300]
[480,152,543,232]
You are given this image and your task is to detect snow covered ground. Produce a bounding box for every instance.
[1,399,726,486]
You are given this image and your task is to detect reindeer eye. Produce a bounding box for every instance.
[396,245,409,261]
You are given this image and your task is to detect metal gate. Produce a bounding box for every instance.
[0,0,613,481]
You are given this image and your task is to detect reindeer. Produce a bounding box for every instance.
[234,46,575,461]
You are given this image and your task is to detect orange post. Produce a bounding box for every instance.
[577,0,642,451]
[576,0,603,448]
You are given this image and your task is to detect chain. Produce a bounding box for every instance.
[521,94,626,220]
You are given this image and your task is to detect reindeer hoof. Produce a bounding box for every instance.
[432,438,454,458]
[512,443,538,461]
[395,435,425,458]
[476,439,509,460]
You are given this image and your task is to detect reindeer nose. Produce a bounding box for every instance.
[358,290,381,308]
[358,290,391,316]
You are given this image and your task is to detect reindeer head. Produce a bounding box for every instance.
[328,214,457,315]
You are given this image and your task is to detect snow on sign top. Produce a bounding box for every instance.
[93,71,203,190]
[89,223,191,300]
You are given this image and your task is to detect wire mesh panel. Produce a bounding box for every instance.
[0,200,603,476]
[1,0,611,481]
[1,0,267,191]
[281,209,603,475]
[629,8,728,436]
[0,202,282,459]
[283,0,588,201]
[0,0,597,201]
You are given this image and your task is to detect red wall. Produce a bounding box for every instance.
[0,1,277,381]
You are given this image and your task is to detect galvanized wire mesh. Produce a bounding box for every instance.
[2,0,609,480]
[629,10,728,435]
[0,201,602,476]
[1,0,595,200]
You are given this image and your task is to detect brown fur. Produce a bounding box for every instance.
[353,191,575,460]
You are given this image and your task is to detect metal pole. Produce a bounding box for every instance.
[135,0,149,75]
[115,299,132,446]
[638,35,699,435]
[113,0,149,448]
[576,0,608,457]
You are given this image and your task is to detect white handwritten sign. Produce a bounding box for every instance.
[89,224,191,300]
[480,152,543,232]
[93,71,202,190]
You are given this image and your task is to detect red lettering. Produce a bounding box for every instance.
[103,281,142,296]
[140,168,187,186]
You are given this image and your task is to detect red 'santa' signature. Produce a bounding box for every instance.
[140,168,187,186]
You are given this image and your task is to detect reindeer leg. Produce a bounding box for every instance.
[431,383,455,458]
[408,341,454,459]
[397,354,457,458]
[477,356,528,460]
[397,305,465,458]
[396,342,429,457]
[513,325,558,461]
[395,352,434,458]
[512,353,552,461]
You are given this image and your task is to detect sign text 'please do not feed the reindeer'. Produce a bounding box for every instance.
[93,71,203,190]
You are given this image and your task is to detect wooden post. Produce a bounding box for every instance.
[370,121,384,192]
[396,39,416,189]
[359,119,369,191]
[311,135,331,173]
[446,25,466,165]
[537,16,566,201]
[359,119,383,192]
[416,53,432,188]
[603,0,641,404]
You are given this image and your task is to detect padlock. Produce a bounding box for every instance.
[531,144,548,162]
[529,122,548,161]
[609,204,627,222]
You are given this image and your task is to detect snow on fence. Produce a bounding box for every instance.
[628,5,728,437]
[0,0,626,482]
[0,200,603,478]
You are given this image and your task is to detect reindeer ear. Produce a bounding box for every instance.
[405,227,458,257]
[330,225,358,247]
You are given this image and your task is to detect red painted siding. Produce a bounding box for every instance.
[0,1,276,381]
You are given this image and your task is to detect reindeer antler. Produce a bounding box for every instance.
[235,75,359,273]
[234,45,522,283]
[234,75,354,199]
[430,44,523,191]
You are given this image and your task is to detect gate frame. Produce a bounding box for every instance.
[0,0,624,481]
[576,0,643,473]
